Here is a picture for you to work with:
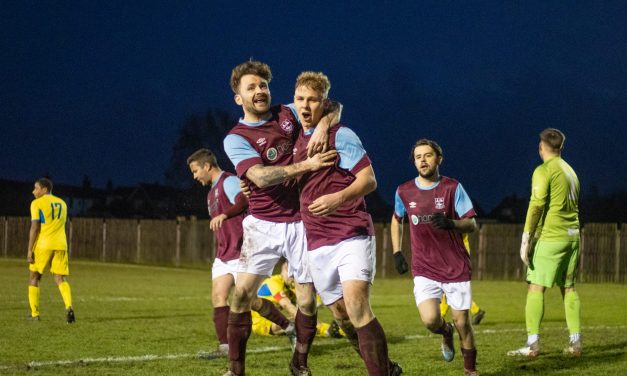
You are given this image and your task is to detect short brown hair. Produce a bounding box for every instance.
[36,177,53,192]
[230,60,272,94]
[295,71,331,98]
[540,128,565,151]
[187,148,218,168]
[412,139,443,159]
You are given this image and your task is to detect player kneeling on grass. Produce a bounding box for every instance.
[390,139,478,376]
[27,178,75,324]
[252,262,345,340]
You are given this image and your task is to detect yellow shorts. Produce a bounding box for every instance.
[29,248,69,275]
[251,311,273,336]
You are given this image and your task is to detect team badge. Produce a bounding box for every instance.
[435,197,445,210]
[280,119,294,134]
[266,147,278,161]
[411,214,419,225]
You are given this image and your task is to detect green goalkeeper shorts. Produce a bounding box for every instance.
[527,240,580,288]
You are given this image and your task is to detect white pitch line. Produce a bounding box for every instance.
[2,325,625,371]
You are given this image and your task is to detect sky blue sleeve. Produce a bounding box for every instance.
[454,183,475,217]
[336,127,367,170]
[223,134,259,167]
[286,103,300,124]
[394,189,406,218]
[223,176,241,205]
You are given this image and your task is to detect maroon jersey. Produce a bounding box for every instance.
[225,105,301,223]
[394,176,476,282]
[208,172,244,262]
[293,124,374,250]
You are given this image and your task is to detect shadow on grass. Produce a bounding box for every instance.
[481,340,627,376]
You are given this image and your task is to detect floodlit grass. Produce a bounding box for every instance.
[1,258,626,375]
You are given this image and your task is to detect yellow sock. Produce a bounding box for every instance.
[28,286,40,317]
[317,322,331,337]
[470,301,480,315]
[440,295,450,317]
[58,281,73,309]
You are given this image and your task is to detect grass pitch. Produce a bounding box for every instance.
[1,258,626,375]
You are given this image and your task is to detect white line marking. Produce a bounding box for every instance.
[1,325,625,371]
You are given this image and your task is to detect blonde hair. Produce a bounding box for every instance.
[295,71,331,98]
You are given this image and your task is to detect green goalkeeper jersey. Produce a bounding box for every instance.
[524,156,580,241]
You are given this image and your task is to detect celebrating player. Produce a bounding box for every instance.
[222,60,340,376]
[508,128,582,357]
[390,139,478,376]
[187,148,296,356]
[26,178,75,323]
[292,71,402,376]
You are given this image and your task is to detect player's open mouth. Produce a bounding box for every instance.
[301,112,312,121]
[253,96,268,104]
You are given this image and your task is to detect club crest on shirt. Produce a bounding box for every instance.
[256,138,267,147]
[434,197,445,210]
[280,119,294,134]
[266,147,278,161]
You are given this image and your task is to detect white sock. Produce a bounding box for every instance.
[527,334,539,345]
[569,333,580,343]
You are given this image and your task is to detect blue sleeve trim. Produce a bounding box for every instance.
[394,189,406,218]
[39,209,45,224]
[286,103,300,125]
[223,176,242,205]
[224,134,259,168]
[454,184,474,218]
[336,127,367,170]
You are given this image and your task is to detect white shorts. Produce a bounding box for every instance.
[307,236,376,305]
[413,276,472,311]
[239,215,311,283]
[212,258,239,281]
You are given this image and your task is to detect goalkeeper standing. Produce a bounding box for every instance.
[508,128,582,357]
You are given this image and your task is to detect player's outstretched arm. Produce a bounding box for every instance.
[245,150,337,188]
[308,165,376,216]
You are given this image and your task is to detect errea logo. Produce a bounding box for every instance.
[409,201,417,208]
[256,138,267,147]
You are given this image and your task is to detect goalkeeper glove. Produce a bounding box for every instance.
[431,213,455,230]
[520,232,532,266]
[393,252,409,274]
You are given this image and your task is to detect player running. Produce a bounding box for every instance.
[390,139,478,376]
[508,128,582,357]
[187,149,296,357]
[292,71,402,376]
[27,178,75,323]
[222,60,340,376]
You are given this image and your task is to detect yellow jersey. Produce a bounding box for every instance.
[30,194,68,250]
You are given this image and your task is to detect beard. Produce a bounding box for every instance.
[418,167,437,179]
[244,94,271,117]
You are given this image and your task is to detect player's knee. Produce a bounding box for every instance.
[297,298,317,315]
[423,315,443,331]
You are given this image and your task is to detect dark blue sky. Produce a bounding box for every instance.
[2,1,626,211]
